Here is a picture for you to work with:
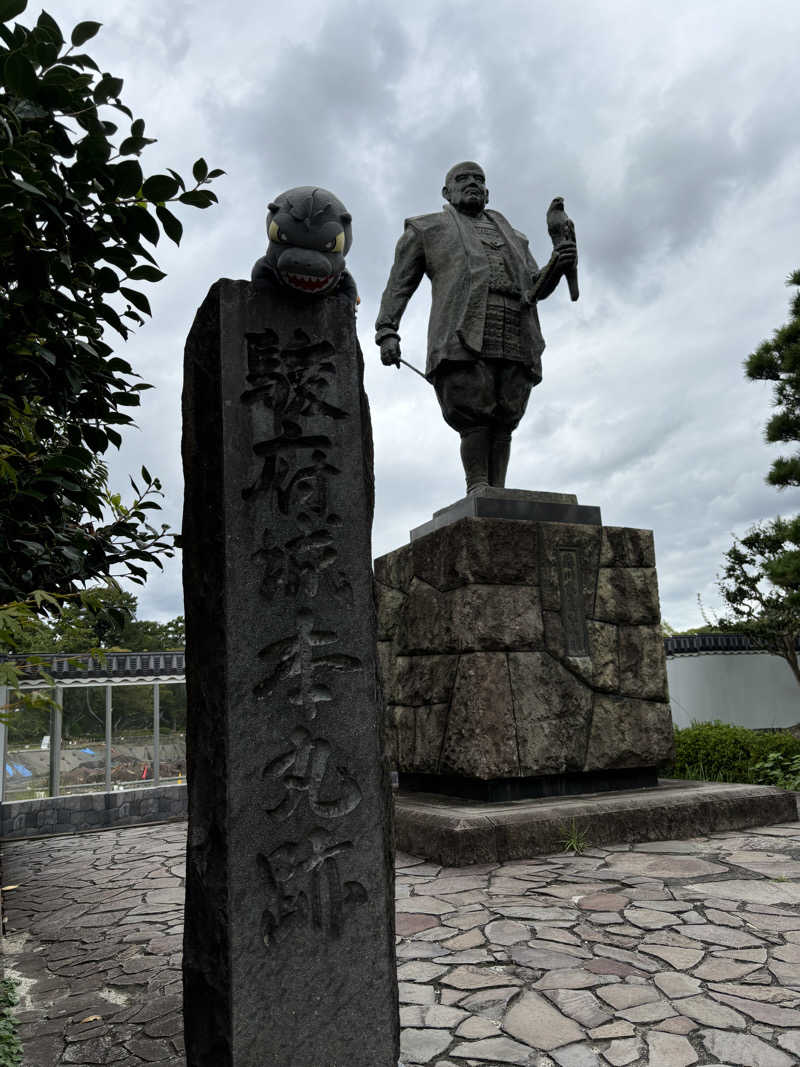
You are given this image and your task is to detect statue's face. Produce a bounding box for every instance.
[443,165,488,216]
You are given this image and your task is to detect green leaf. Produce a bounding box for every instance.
[106,355,134,372]
[192,157,208,182]
[35,35,61,66]
[41,63,84,88]
[36,10,64,45]
[9,97,47,119]
[82,425,108,453]
[207,168,226,179]
[112,159,143,198]
[76,133,111,165]
[120,286,152,315]
[141,173,179,202]
[33,589,61,610]
[128,265,166,283]
[71,19,101,46]
[60,52,99,71]
[118,134,156,156]
[110,99,133,120]
[97,301,127,337]
[179,189,217,208]
[94,266,119,293]
[141,465,152,485]
[129,205,160,245]
[12,178,47,197]
[156,204,182,245]
[93,74,123,104]
[5,51,38,97]
[0,0,27,24]
[166,168,185,191]
[101,245,136,272]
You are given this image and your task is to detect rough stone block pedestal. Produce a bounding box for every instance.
[375,503,674,801]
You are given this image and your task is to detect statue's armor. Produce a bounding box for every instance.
[467,214,523,362]
[470,215,520,297]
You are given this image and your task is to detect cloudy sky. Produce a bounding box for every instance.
[37,0,800,630]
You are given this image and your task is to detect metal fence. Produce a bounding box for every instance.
[0,651,187,802]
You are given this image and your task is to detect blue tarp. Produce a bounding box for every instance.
[5,762,33,778]
[81,748,95,755]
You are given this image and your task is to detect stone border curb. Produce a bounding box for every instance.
[394,780,800,866]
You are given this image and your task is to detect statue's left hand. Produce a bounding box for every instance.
[554,242,578,271]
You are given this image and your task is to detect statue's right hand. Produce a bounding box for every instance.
[380,336,401,367]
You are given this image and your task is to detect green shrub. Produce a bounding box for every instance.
[0,979,22,1067]
[668,721,800,784]
[753,752,800,791]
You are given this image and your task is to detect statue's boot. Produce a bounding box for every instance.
[490,432,511,488]
[460,428,491,494]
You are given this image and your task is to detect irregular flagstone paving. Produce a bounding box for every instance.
[6,823,800,1064]
[1,824,187,1067]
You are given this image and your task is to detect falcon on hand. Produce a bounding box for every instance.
[546,196,579,302]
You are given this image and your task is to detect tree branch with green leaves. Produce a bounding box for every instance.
[0,1,223,605]
[0,1,223,709]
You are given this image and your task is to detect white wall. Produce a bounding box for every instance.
[667,653,800,730]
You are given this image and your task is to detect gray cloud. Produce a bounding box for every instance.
[38,0,800,633]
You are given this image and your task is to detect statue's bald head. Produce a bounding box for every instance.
[445,161,484,187]
[443,162,488,216]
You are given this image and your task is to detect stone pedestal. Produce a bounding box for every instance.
[375,504,674,801]
[182,280,399,1066]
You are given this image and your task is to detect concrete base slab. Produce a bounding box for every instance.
[409,487,602,540]
[394,779,799,866]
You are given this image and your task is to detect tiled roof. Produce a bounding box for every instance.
[663,633,795,656]
[0,650,185,683]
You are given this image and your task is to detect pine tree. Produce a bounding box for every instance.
[745,270,800,488]
[716,271,800,689]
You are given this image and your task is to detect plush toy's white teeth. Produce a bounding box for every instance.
[284,272,335,292]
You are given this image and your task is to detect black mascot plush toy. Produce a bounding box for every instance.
[252,186,357,304]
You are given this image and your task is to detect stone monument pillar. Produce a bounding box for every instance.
[182,280,399,1066]
[376,488,674,802]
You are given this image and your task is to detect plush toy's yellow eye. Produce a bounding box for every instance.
[325,231,345,253]
[268,221,289,244]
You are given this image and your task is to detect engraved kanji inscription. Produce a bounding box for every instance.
[253,607,361,714]
[240,319,371,955]
[254,522,352,603]
[241,327,348,502]
[258,827,368,946]
[558,547,588,655]
[262,725,362,821]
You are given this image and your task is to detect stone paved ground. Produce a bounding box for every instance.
[5,822,800,1065]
